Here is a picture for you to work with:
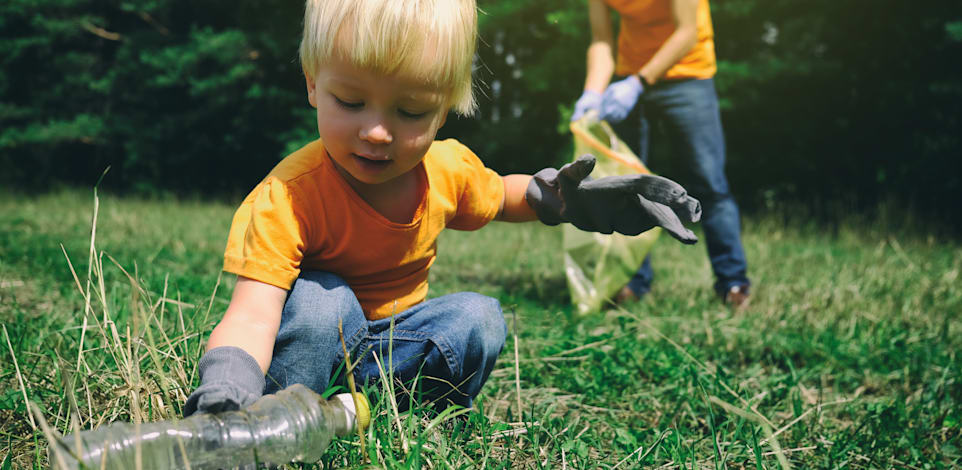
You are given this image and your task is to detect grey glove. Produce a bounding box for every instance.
[183,346,265,417]
[525,154,702,243]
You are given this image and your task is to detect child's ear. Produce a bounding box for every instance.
[305,73,318,109]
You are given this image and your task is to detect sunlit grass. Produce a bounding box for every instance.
[1,189,960,468]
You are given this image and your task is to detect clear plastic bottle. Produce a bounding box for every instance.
[48,384,368,470]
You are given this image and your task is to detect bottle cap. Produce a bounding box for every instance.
[351,392,371,431]
[333,392,371,431]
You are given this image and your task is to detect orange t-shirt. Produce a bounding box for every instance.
[604,0,716,80]
[223,139,505,320]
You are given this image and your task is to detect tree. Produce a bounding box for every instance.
[2,0,959,225]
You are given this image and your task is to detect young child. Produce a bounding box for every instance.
[184,0,702,416]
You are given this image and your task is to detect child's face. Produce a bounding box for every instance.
[306,59,449,189]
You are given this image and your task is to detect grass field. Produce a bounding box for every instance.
[1,189,960,469]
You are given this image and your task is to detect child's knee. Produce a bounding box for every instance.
[279,271,363,344]
[457,293,506,352]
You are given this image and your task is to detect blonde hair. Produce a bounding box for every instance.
[300,0,477,115]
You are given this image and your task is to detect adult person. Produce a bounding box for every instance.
[571,0,751,307]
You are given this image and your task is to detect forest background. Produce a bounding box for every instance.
[2,0,961,226]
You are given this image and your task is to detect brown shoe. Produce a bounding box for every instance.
[613,285,640,305]
[724,285,751,309]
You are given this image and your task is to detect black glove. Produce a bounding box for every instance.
[525,154,702,243]
[183,346,265,417]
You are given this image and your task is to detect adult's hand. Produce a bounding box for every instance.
[525,154,701,243]
[571,90,603,122]
[600,75,644,123]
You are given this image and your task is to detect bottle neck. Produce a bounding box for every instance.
[330,393,359,436]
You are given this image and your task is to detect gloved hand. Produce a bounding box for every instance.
[600,75,644,123]
[183,346,265,417]
[525,154,702,243]
[571,90,603,122]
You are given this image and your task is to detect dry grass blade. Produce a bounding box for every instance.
[611,428,671,469]
[339,318,367,461]
[513,309,523,423]
[30,401,70,470]
[759,398,852,447]
[58,368,84,438]
[84,186,100,319]
[709,396,791,470]
[4,323,36,430]
[60,244,94,378]
[371,350,410,454]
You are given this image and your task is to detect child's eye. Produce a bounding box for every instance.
[398,108,428,119]
[333,95,363,109]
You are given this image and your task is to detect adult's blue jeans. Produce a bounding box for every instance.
[263,271,507,409]
[615,78,749,296]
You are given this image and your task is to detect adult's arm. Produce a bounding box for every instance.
[206,276,287,373]
[584,0,616,94]
[637,0,699,85]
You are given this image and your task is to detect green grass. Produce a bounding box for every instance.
[1,189,960,469]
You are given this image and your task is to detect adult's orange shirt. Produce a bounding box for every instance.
[603,0,716,80]
[223,139,505,320]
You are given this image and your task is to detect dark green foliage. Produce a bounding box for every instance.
[710,0,962,220]
[1,0,960,224]
[0,0,307,194]
[440,0,590,175]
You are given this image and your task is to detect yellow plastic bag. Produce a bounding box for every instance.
[564,118,660,315]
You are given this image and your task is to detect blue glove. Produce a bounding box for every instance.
[525,154,701,243]
[600,75,644,123]
[571,90,603,122]
[183,346,265,417]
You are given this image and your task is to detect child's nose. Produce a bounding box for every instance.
[359,120,392,144]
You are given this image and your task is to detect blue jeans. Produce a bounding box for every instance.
[263,271,507,408]
[616,78,749,296]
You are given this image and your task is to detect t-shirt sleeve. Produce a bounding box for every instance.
[446,142,505,231]
[223,177,308,289]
